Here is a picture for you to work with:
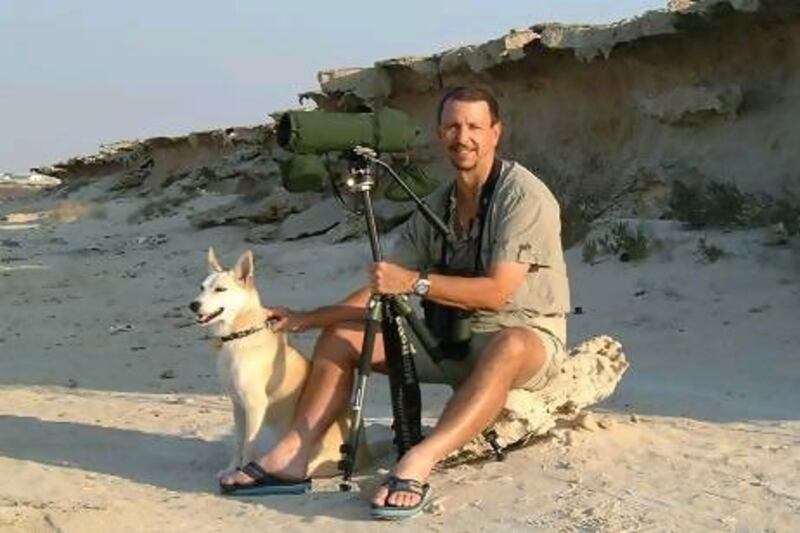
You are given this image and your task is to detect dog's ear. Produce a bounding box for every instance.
[233,250,254,285]
[208,247,224,273]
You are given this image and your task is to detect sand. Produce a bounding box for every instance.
[1,182,798,532]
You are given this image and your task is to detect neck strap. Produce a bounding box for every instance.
[440,157,504,274]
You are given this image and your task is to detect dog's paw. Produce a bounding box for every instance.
[216,465,239,480]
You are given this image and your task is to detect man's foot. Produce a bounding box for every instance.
[220,462,312,496]
[370,476,431,520]
[220,436,309,489]
[371,447,435,510]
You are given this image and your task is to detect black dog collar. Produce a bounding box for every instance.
[219,325,265,343]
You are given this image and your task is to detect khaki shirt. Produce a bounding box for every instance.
[388,159,571,333]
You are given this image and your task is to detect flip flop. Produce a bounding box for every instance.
[370,475,432,520]
[219,462,311,496]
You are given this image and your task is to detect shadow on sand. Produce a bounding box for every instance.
[0,414,378,522]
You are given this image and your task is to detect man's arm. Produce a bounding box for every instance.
[427,261,530,310]
[370,261,530,312]
[266,286,370,332]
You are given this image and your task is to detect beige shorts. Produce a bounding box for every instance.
[412,316,567,391]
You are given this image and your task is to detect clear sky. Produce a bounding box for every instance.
[0,0,665,173]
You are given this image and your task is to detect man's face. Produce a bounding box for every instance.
[437,99,501,172]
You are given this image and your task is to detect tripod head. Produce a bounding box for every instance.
[341,146,378,193]
[344,146,451,241]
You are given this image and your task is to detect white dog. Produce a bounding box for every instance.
[190,248,366,491]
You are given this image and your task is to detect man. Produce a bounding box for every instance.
[220,86,570,519]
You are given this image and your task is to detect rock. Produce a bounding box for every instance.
[135,234,168,248]
[189,188,321,228]
[635,84,743,126]
[425,499,445,515]
[667,0,697,11]
[160,369,176,379]
[108,323,134,335]
[446,335,628,465]
[597,417,615,429]
[278,198,346,240]
[574,411,598,431]
[245,224,279,243]
[324,214,367,243]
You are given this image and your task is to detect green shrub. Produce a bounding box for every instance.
[582,222,652,263]
[695,237,725,263]
[581,238,600,264]
[669,180,746,228]
[669,180,799,235]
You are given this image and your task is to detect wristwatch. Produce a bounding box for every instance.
[412,271,431,297]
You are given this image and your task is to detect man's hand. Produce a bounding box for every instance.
[368,262,417,295]
[263,306,309,332]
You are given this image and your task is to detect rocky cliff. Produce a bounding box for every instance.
[34,0,800,243]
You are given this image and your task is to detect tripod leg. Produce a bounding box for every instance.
[339,296,381,489]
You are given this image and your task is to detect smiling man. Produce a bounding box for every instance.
[220,87,570,521]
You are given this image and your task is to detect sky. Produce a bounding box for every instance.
[0,0,666,173]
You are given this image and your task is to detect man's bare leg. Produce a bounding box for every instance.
[221,322,384,485]
[372,327,547,508]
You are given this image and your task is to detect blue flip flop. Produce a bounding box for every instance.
[219,462,311,496]
[370,475,432,520]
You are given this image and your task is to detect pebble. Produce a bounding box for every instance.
[574,411,597,431]
[597,417,615,429]
[425,499,445,515]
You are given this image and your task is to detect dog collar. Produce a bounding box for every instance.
[218,325,264,343]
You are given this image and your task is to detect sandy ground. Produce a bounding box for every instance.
[1,181,799,532]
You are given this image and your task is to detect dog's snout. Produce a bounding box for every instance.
[189,301,201,313]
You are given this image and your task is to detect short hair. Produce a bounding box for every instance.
[436,86,500,125]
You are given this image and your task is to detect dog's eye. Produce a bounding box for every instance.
[214,287,227,293]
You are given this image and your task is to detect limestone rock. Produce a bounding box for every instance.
[636,84,743,125]
[29,0,800,232]
[188,188,321,228]
[278,198,346,240]
[446,335,628,465]
[245,224,279,243]
[324,214,367,244]
[667,0,697,11]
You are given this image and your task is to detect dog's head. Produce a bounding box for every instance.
[189,248,259,330]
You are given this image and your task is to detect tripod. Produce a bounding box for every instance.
[337,147,449,491]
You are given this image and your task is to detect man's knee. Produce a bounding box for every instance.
[314,323,363,368]
[485,328,536,360]
[476,328,544,378]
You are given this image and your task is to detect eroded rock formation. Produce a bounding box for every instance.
[31,0,800,241]
[311,0,800,230]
